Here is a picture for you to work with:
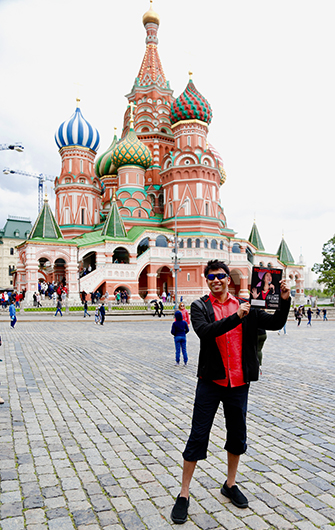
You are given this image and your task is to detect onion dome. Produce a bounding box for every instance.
[55,100,100,152]
[171,77,213,125]
[95,131,118,178]
[143,0,160,26]
[112,127,152,170]
[208,143,227,185]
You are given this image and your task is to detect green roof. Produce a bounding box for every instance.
[29,200,63,240]
[277,238,294,264]
[101,200,127,238]
[248,222,265,251]
[0,216,32,239]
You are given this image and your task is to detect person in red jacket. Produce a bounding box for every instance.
[171,259,290,525]
[178,302,190,325]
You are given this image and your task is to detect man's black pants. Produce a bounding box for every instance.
[183,379,249,462]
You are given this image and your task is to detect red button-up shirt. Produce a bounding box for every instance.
[209,292,245,388]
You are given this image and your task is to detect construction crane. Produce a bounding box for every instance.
[3,168,56,213]
[0,143,24,152]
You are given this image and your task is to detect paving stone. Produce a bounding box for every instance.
[191,513,219,529]
[48,516,75,530]
[0,516,25,530]
[72,508,96,526]
[23,495,45,509]
[97,510,119,526]
[46,508,69,520]
[90,494,113,512]
[118,512,146,530]
[0,501,23,518]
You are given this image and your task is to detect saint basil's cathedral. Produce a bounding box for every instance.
[15,2,304,304]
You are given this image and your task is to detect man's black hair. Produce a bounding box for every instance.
[204,260,230,278]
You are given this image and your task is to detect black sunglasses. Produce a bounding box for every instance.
[207,273,228,280]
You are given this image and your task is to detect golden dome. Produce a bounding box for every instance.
[142,0,160,26]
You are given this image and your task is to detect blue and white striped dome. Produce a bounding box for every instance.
[55,102,100,152]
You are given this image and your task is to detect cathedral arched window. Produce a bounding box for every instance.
[211,240,217,249]
[220,241,224,250]
[205,203,209,216]
[204,239,208,249]
[187,136,191,146]
[195,238,200,248]
[156,235,168,247]
[232,243,241,253]
[187,238,192,248]
[179,239,184,248]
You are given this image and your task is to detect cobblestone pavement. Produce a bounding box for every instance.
[0,319,334,530]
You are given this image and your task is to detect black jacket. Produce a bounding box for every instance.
[191,295,291,383]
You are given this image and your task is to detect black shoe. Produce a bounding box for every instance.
[221,481,248,508]
[171,494,189,524]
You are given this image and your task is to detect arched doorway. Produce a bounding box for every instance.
[54,258,66,286]
[138,265,149,299]
[156,266,173,298]
[114,285,131,303]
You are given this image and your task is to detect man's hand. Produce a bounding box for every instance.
[279,280,290,300]
[237,302,250,319]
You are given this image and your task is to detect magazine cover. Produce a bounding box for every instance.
[250,267,282,309]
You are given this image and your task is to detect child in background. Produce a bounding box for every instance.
[171,310,189,366]
[95,306,100,324]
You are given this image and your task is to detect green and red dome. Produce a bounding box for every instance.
[170,79,213,125]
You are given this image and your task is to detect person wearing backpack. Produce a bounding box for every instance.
[171,259,290,525]
[171,310,189,366]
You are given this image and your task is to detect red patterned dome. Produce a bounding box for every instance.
[170,78,212,125]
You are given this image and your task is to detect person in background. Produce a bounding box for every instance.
[178,302,190,325]
[307,307,313,326]
[54,299,62,317]
[99,303,106,325]
[158,300,165,318]
[171,310,189,366]
[9,300,17,329]
[83,300,90,318]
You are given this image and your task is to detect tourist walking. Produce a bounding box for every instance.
[171,310,189,366]
[95,306,100,324]
[323,308,328,321]
[171,259,291,525]
[152,301,160,317]
[296,307,302,326]
[54,299,62,317]
[307,307,313,326]
[158,300,165,317]
[99,303,105,325]
[83,300,90,318]
[9,301,17,329]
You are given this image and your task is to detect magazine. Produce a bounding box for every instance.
[250,266,282,309]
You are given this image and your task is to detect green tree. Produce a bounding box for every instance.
[312,235,335,294]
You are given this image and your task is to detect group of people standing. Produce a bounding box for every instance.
[0,291,24,309]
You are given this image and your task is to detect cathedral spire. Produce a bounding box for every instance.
[136,2,168,88]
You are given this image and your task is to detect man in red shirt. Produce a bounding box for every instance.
[171,260,291,524]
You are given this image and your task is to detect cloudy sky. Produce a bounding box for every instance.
[0,0,334,272]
